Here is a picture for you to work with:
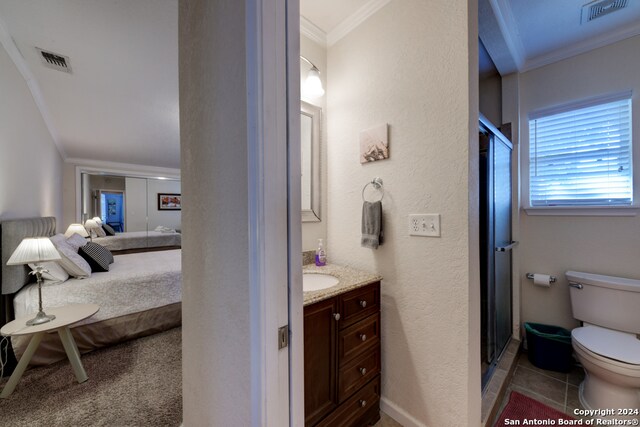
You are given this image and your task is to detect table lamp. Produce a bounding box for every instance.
[7,237,61,326]
[84,219,100,241]
[65,223,89,238]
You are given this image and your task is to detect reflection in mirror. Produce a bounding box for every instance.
[301,101,321,222]
[79,172,181,251]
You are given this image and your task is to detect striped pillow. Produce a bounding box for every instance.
[79,242,112,272]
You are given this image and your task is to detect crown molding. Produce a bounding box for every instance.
[0,15,67,160]
[488,0,525,70]
[522,23,640,73]
[327,0,391,46]
[300,15,326,47]
[67,158,180,179]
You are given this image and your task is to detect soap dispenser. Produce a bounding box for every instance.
[315,238,327,266]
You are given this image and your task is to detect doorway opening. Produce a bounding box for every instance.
[100,190,125,232]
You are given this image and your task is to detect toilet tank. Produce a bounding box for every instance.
[566,271,640,334]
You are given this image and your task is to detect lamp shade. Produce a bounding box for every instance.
[304,67,325,98]
[84,219,100,230]
[65,223,89,238]
[7,237,61,265]
[92,217,103,225]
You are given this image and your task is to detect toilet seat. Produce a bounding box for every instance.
[572,325,640,365]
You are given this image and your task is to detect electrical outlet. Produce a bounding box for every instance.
[408,214,441,237]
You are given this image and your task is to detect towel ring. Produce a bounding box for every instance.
[362,177,384,202]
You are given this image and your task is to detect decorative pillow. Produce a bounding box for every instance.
[66,233,88,251]
[79,242,112,272]
[28,261,69,284]
[94,226,107,237]
[101,243,115,264]
[102,224,116,236]
[49,234,91,278]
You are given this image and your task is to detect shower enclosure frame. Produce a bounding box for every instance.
[479,114,514,391]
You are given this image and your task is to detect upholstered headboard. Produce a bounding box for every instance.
[1,217,56,295]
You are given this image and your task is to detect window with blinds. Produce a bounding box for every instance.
[529,95,633,207]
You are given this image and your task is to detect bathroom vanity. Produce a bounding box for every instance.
[303,264,382,427]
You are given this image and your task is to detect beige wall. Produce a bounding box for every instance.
[61,162,77,227]
[301,34,328,252]
[0,43,63,227]
[326,1,480,425]
[517,35,640,331]
[180,1,251,425]
[480,72,501,126]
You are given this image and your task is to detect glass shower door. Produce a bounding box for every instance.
[493,136,512,357]
[480,117,513,390]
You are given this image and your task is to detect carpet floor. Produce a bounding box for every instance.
[0,327,182,427]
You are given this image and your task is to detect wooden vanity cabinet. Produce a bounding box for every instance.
[304,281,381,427]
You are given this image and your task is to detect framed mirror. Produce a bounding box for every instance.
[301,101,321,222]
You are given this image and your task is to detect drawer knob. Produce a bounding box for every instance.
[359,400,367,408]
[359,300,367,308]
[359,367,367,376]
[359,333,367,342]
[333,313,341,321]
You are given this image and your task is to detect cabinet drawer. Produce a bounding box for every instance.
[316,375,380,427]
[339,313,380,364]
[338,347,380,403]
[339,282,380,329]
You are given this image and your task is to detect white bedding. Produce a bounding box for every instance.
[13,249,181,328]
[92,230,181,251]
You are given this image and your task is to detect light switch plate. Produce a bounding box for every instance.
[408,214,441,237]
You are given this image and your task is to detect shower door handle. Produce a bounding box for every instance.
[495,241,519,252]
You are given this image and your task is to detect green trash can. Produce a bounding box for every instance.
[524,322,573,373]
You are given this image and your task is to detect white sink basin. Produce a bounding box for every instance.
[303,273,339,292]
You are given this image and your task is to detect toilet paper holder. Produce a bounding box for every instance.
[526,273,556,283]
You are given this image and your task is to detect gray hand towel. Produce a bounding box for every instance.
[361,201,383,249]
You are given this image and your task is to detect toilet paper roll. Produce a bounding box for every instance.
[533,273,551,287]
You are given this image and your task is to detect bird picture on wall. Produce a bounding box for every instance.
[360,123,389,164]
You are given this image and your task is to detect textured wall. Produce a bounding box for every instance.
[301,34,328,252]
[479,73,502,126]
[179,1,251,425]
[326,1,480,425]
[517,35,640,331]
[0,42,63,226]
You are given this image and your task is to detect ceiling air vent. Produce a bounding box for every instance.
[581,0,628,24]
[36,48,72,74]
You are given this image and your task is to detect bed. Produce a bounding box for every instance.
[92,230,181,254]
[1,217,181,367]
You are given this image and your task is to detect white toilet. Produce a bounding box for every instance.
[566,271,640,412]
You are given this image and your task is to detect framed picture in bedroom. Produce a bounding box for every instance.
[157,193,182,210]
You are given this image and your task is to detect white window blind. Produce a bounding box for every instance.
[529,96,633,207]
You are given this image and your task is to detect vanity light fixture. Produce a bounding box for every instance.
[300,56,325,98]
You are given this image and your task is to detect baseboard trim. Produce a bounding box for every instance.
[380,397,428,427]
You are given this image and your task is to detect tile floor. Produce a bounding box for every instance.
[374,350,587,427]
[481,339,521,425]
[494,352,586,422]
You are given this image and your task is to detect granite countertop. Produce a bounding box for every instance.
[303,263,382,306]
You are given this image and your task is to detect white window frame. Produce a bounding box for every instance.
[523,91,639,216]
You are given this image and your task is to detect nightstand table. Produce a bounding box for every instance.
[0,303,99,398]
